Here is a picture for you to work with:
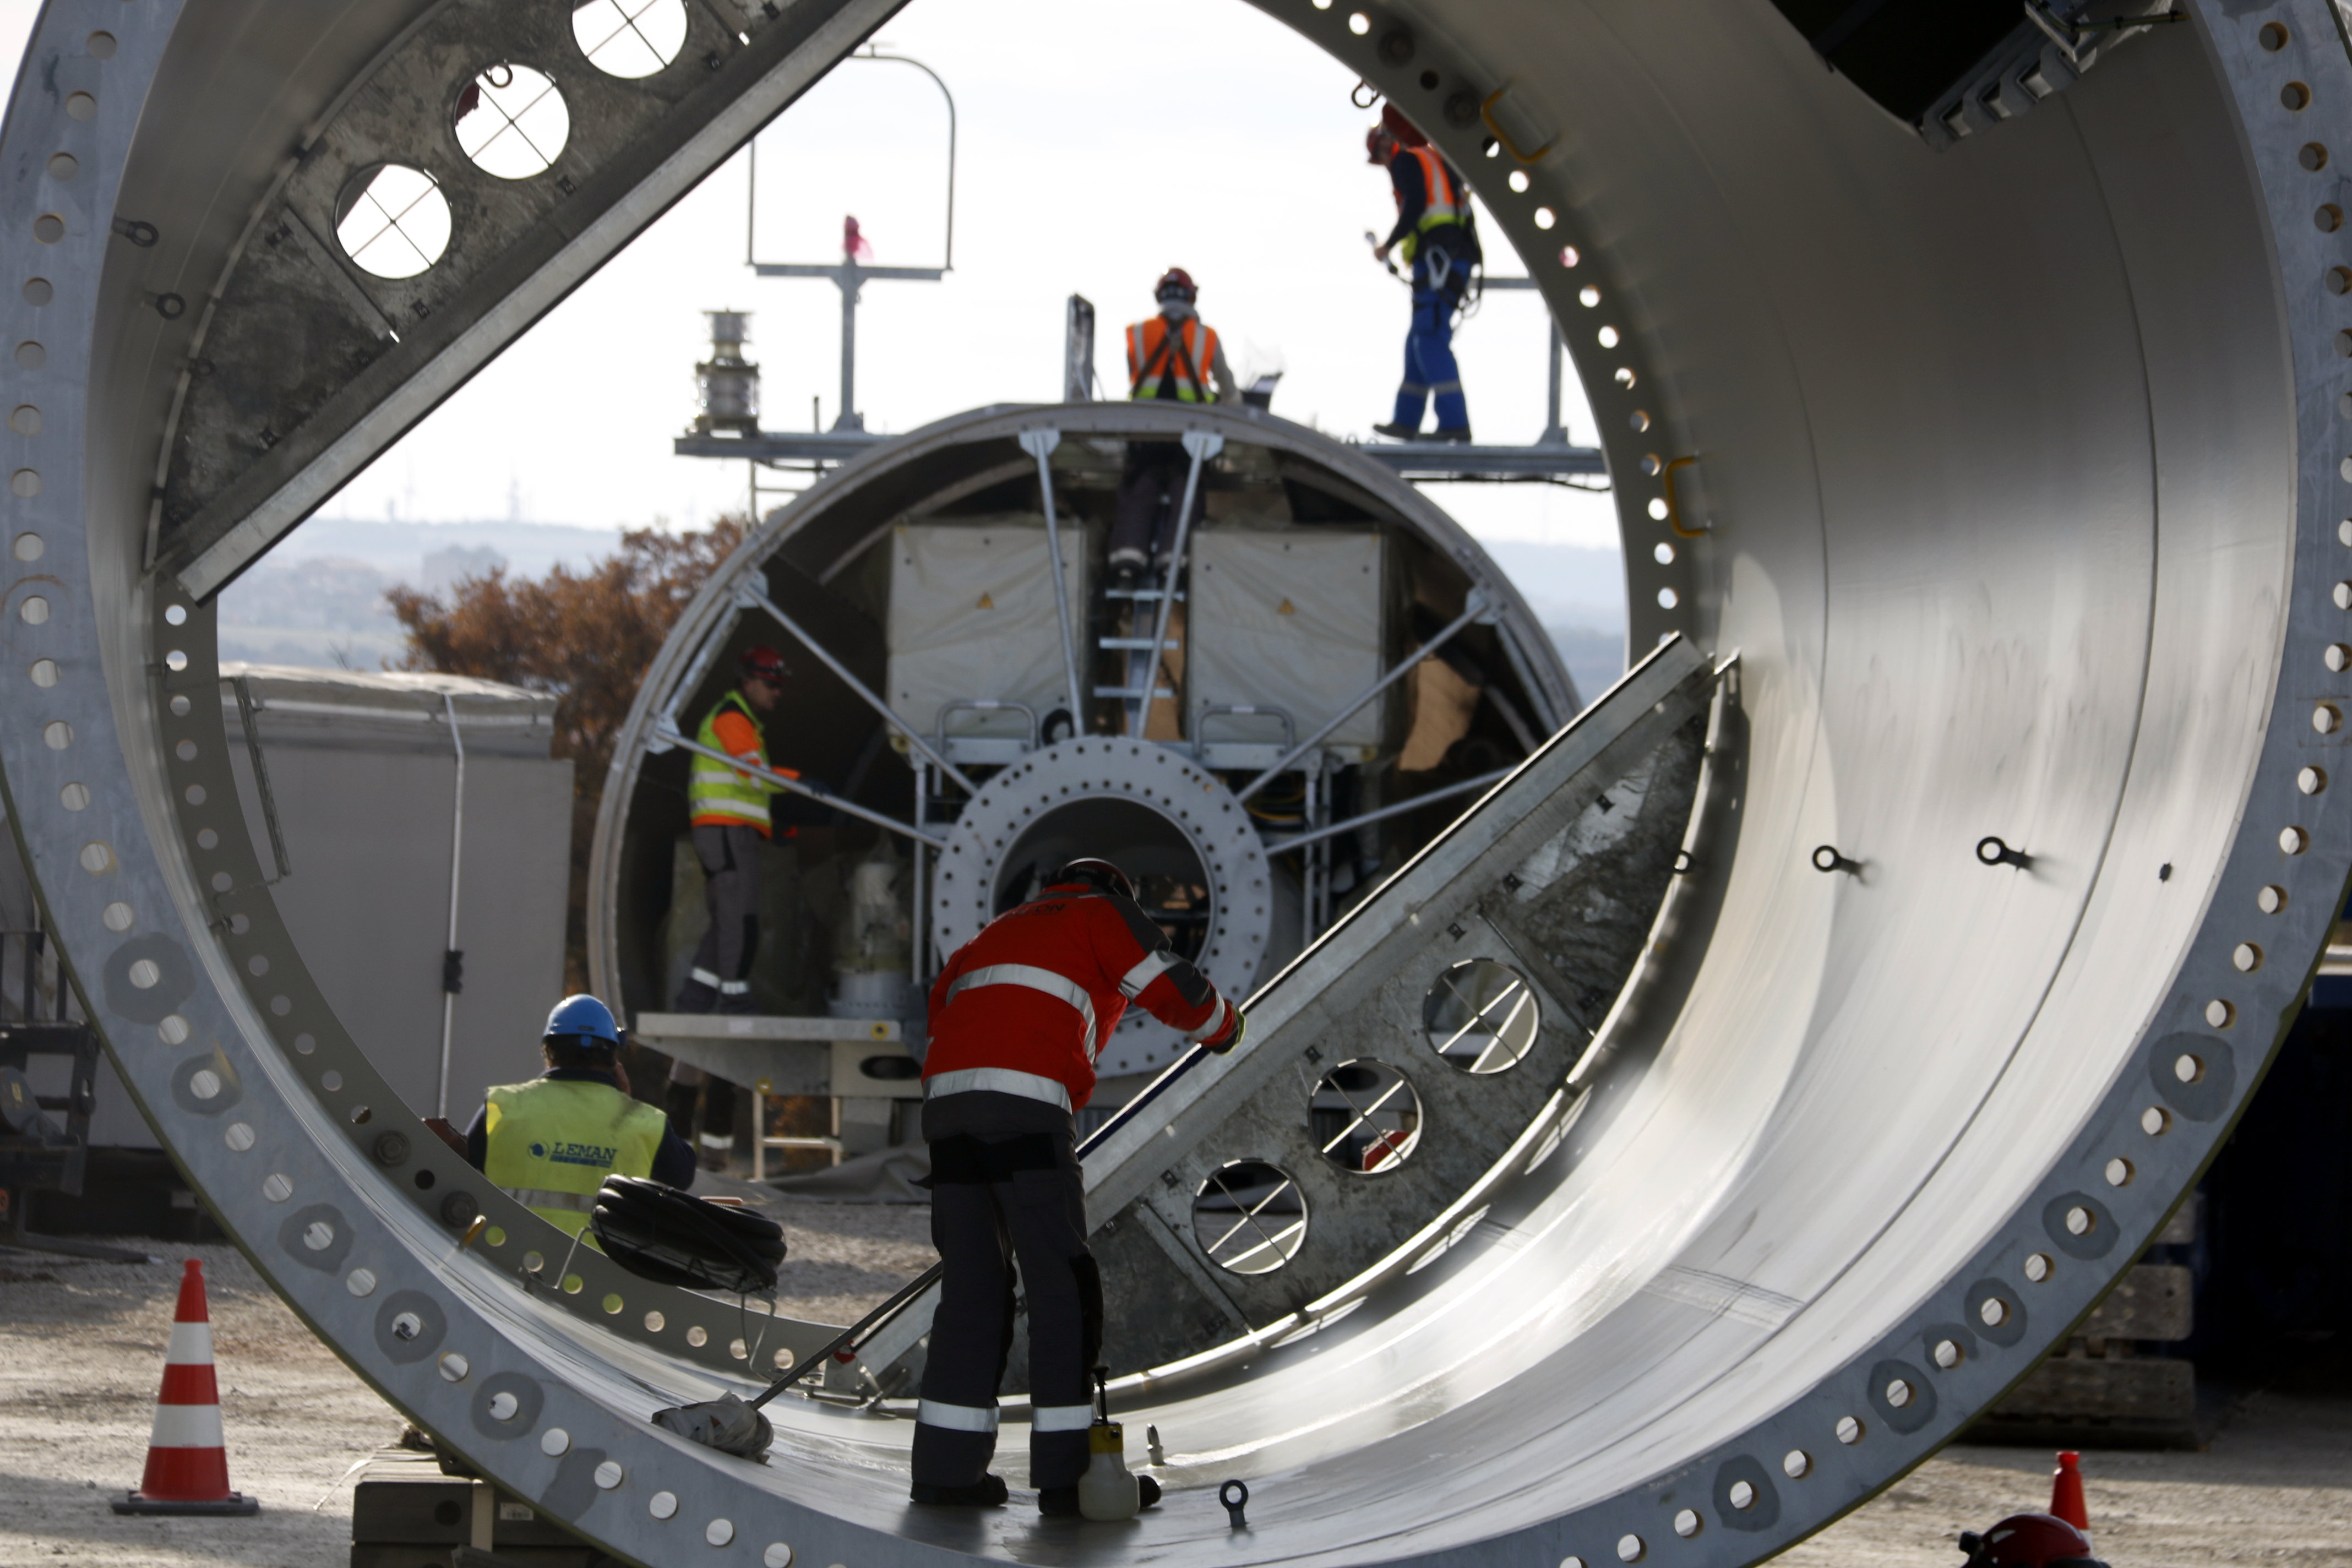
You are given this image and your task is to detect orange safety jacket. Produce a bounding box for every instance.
[1126,314,1221,404]
[923,881,1237,1113]
[1389,145,1466,265]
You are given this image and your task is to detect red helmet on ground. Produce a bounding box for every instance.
[1958,1514,2102,1568]
[1154,268,1197,306]
[739,644,787,683]
[1053,858,1137,902]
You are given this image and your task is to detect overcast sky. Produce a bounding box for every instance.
[0,0,1620,572]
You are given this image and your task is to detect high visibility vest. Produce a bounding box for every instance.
[688,690,775,833]
[1126,315,1220,404]
[1393,146,1465,265]
[482,1076,669,1238]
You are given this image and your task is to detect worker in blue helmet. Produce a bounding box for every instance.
[466,996,697,1236]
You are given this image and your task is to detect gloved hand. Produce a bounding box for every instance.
[1205,1002,1246,1055]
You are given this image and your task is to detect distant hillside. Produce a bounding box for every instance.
[217,518,625,671]
[1461,537,1626,705]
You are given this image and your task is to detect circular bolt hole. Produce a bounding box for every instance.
[2261,21,2290,51]
[2142,1105,2172,1136]
[2105,1157,2134,1188]
[1194,1159,1309,1274]
[595,1461,624,1490]
[2280,825,2310,854]
[1616,1534,1645,1563]
[1782,1450,1811,1479]
[2204,999,2235,1028]
[1932,1339,1962,1370]
[2286,81,2312,110]
[2065,1205,2095,1237]
[334,164,451,279]
[1425,958,1539,1072]
[2175,1052,2206,1084]
[1728,1480,1756,1510]
[64,92,95,121]
[2024,1252,2053,1283]
[644,1310,666,1332]
[455,62,571,180]
[1672,1510,1701,1539]
[573,0,690,77]
[488,1391,520,1421]
[685,1325,707,1347]
[2233,942,2263,973]
[2303,143,2330,171]
[2258,885,2287,914]
[1835,1415,1864,1445]
[650,1491,679,1521]
[1310,1059,1422,1172]
[1979,1296,2010,1328]
[1885,1377,1913,1408]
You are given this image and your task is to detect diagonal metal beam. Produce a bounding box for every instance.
[171,0,905,601]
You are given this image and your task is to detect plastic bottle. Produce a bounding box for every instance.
[1077,1420,1140,1521]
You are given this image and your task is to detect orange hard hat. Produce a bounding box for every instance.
[1155,267,1197,304]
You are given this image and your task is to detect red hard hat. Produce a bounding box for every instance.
[1155,268,1197,304]
[1365,124,1392,163]
[739,644,787,682]
[1054,858,1137,902]
[1381,102,1428,148]
[1958,1514,2100,1568]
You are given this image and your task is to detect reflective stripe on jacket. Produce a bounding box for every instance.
[1392,146,1464,265]
[688,690,776,835]
[1126,315,1221,404]
[482,1076,669,1238]
[922,883,1233,1112]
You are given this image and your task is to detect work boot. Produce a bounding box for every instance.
[1371,421,1419,441]
[716,987,756,1016]
[910,1475,1008,1508]
[673,976,718,1014]
[1430,426,1474,444]
[1037,1476,1159,1517]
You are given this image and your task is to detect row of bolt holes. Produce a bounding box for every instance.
[1303,0,1687,605]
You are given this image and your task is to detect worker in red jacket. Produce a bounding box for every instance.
[909,858,1243,1515]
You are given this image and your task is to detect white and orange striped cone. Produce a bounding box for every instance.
[111,1259,260,1516]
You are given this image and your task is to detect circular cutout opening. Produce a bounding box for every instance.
[993,796,1213,965]
[573,0,689,79]
[1782,1449,1811,1479]
[334,164,452,279]
[1310,1058,1422,1172]
[1425,958,1538,1072]
[1834,1414,1864,1445]
[455,63,571,179]
[1194,1158,1308,1275]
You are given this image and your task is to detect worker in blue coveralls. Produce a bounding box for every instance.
[1368,104,1482,444]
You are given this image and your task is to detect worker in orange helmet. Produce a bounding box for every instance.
[1107,268,1240,589]
[664,644,798,1170]
[1368,105,1481,443]
[908,857,1244,1515]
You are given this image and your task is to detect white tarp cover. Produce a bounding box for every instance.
[1189,528,1387,749]
[887,519,1086,738]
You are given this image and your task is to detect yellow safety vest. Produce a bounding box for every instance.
[483,1077,669,1238]
[688,690,776,832]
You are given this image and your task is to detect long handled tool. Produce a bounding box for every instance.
[654,1033,1230,1456]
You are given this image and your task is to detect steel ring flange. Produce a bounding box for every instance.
[931,737,1272,1075]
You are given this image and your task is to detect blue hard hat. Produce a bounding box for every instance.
[543,994,620,1048]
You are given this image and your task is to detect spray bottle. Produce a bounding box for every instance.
[1076,1365,1140,1521]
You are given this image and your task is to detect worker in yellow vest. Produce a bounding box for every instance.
[666,644,796,1170]
[1108,268,1239,589]
[1368,105,1480,443]
[468,995,693,1237]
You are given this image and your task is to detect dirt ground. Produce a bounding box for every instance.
[2,1208,2347,1568]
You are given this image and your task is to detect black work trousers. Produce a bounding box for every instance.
[1108,440,1205,575]
[911,1090,1100,1490]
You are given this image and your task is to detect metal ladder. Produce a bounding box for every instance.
[1091,429,1223,739]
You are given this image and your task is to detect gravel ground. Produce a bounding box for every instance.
[3,1213,2346,1568]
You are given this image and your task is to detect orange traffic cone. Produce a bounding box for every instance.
[111,1259,260,1515]
[2048,1449,2089,1537]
